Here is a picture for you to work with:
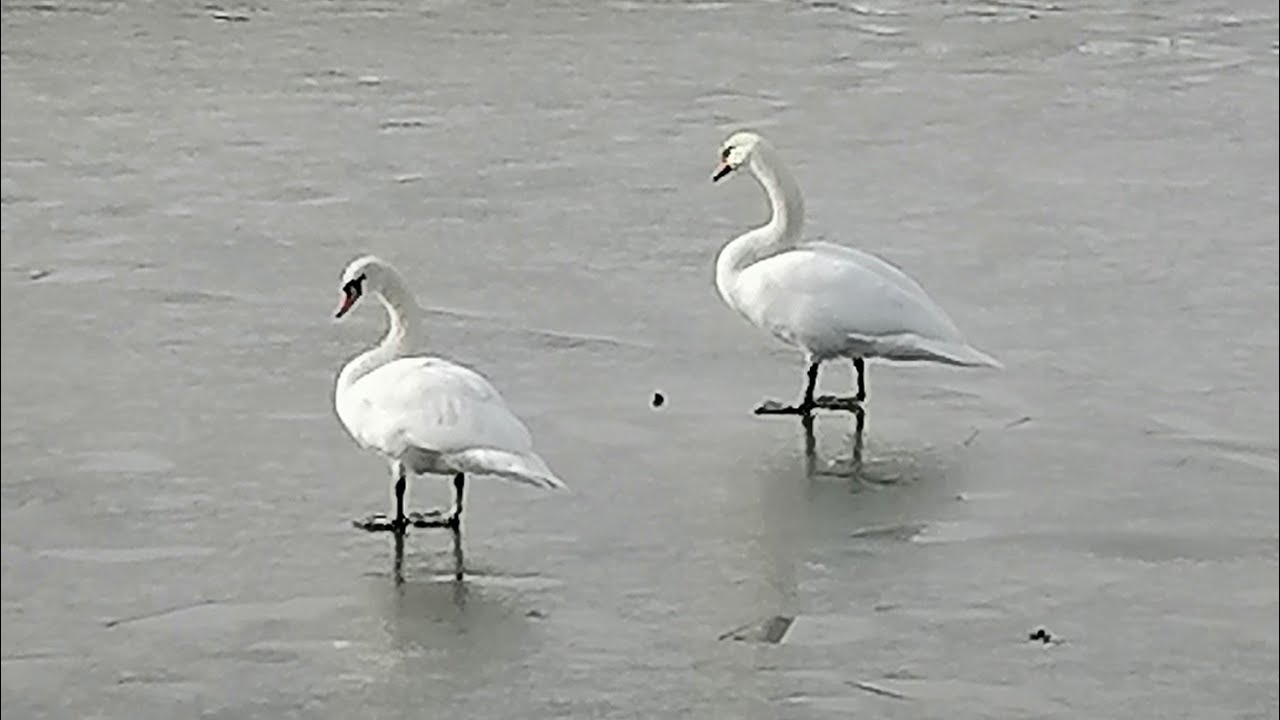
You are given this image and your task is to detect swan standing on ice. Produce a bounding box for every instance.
[332,255,565,544]
[711,131,1000,415]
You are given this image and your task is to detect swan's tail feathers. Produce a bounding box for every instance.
[872,334,1003,369]
[452,449,567,490]
[931,341,1003,369]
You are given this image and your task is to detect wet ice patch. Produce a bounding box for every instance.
[20,265,117,284]
[854,677,1058,714]
[849,522,928,542]
[719,613,875,645]
[154,289,235,306]
[42,545,216,563]
[75,449,175,475]
[783,614,877,646]
[910,520,1004,545]
[417,572,564,591]
[104,595,358,631]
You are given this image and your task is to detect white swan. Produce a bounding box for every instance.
[711,131,1000,415]
[333,255,565,538]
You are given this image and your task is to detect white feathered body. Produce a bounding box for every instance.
[336,356,564,489]
[721,241,1000,368]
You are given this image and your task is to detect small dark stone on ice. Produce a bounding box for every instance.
[651,392,665,408]
[1029,627,1052,643]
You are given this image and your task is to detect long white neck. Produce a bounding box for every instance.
[336,277,419,395]
[715,141,806,306]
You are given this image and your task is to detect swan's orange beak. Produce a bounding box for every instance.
[712,162,732,182]
[335,287,359,318]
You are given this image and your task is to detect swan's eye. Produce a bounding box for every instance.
[721,146,733,161]
[343,274,365,296]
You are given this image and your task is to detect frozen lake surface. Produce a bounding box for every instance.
[2,1,1277,718]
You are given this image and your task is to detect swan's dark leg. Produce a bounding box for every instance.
[756,361,821,415]
[450,473,465,581]
[354,462,410,533]
[806,361,820,407]
[394,473,407,528]
[815,358,867,411]
[447,473,464,531]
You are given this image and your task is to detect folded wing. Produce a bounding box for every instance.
[342,357,565,487]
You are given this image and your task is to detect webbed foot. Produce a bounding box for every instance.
[354,510,459,532]
[814,394,864,412]
[407,509,459,530]
[754,399,814,416]
[353,513,403,533]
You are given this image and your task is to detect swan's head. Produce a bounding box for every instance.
[335,255,394,318]
[712,131,764,182]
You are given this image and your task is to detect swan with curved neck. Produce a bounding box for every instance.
[711,131,1000,415]
[332,255,564,567]
[334,259,419,396]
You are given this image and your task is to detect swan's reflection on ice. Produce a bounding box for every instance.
[377,541,539,661]
[800,404,865,479]
[389,526,465,590]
